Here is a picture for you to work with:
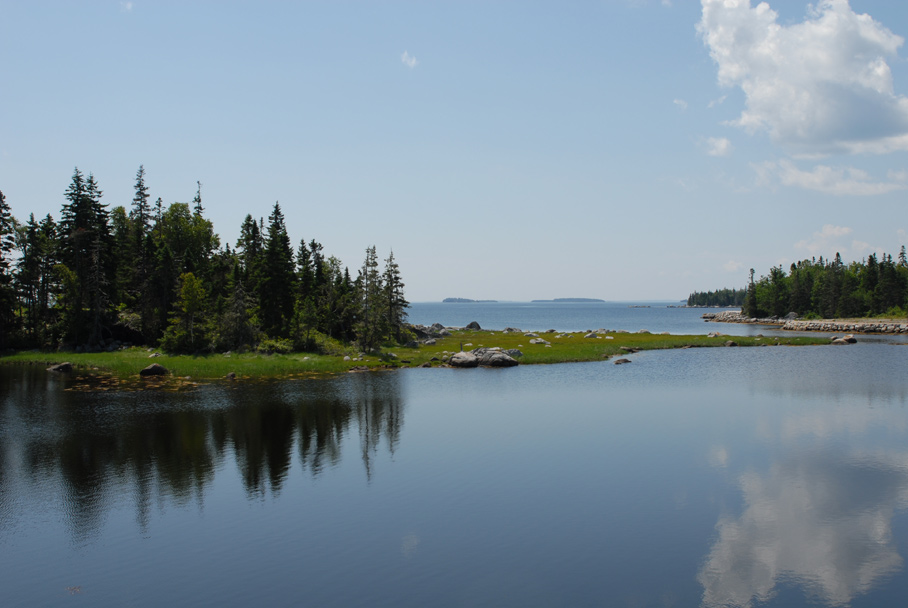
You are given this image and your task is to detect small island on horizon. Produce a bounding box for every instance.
[531,298,606,303]
[442,298,499,303]
[444,297,607,303]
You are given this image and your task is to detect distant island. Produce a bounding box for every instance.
[531,298,605,303]
[442,298,499,303]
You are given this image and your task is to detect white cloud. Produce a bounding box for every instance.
[400,51,418,69]
[707,95,727,109]
[723,260,744,272]
[795,224,853,255]
[120,1,133,11]
[706,136,733,157]
[698,0,908,155]
[758,159,907,195]
[673,98,688,111]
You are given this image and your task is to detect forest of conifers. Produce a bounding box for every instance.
[691,252,908,319]
[0,166,409,353]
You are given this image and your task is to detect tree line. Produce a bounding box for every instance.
[0,166,409,353]
[686,288,746,307]
[729,251,908,319]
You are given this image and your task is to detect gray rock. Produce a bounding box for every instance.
[529,338,550,345]
[502,327,522,334]
[226,372,237,380]
[405,341,419,348]
[525,332,539,337]
[448,351,479,368]
[465,321,482,330]
[584,332,598,338]
[47,362,73,373]
[614,358,632,365]
[471,347,519,367]
[438,329,451,337]
[503,349,523,359]
[420,362,432,368]
[724,340,738,347]
[140,363,169,376]
[424,339,437,346]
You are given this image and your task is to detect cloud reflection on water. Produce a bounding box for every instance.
[699,451,908,607]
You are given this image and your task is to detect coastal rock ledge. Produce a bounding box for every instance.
[703,311,908,334]
[449,348,519,368]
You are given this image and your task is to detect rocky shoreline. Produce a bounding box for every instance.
[702,310,908,335]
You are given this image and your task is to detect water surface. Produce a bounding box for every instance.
[3,341,908,606]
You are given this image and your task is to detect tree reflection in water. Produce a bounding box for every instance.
[0,367,404,541]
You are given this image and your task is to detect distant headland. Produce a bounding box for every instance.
[530,298,606,303]
[442,298,499,303]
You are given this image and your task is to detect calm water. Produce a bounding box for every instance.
[3,313,908,606]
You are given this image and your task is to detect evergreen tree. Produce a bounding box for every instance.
[744,268,758,317]
[214,262,258,351]
[58,168,112,345]
[236,214,264,290]
[355,246,386,352]
[161,272,209,353]
[382,250,409,342]
[0,190,18,348]
[260,202,296,338]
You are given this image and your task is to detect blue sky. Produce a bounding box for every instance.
[3,0,908,301]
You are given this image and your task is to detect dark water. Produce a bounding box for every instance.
[3,341,908,607]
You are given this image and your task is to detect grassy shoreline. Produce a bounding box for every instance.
[1,330,833,383]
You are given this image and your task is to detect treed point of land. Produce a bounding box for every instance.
[689,251,908,320]
[0,166,409,357]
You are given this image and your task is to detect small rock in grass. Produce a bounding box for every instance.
[140,363,168,377]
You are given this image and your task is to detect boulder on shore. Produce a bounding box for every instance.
[465,321,482,330]
[47,362,73,373]
[448,351,479,368]
[614,358,632,365]
[471,347,519,367]
[140,363,169,376]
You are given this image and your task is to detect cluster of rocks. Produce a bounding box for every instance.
[46,361,172,376]
[704,311,907,335]
[701,311,776,324]
[410,323,453,339]
[783,320,908,334]
[830,334,858,345]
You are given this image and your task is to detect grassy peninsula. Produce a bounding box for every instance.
[2,329,831,384]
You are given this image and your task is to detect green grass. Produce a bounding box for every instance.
[0,330,832,384]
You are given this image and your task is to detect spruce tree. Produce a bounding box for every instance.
[382,250,409,342]
[260,202,295,338]
[0,190,17,349]
[356,246,386,352]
